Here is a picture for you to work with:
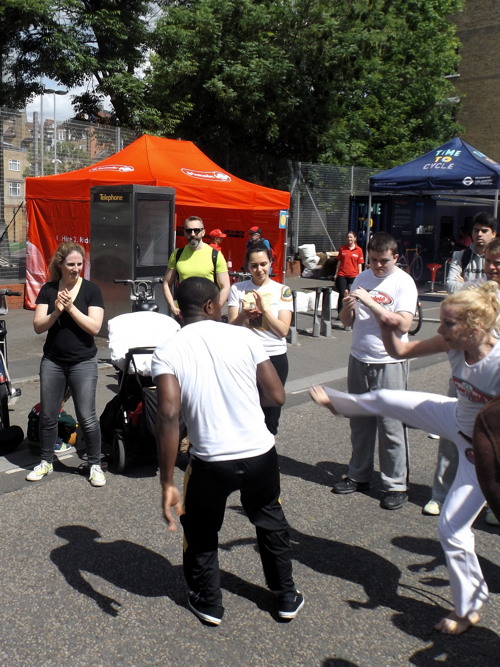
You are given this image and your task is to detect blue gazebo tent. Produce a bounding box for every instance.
[369,137,500,216]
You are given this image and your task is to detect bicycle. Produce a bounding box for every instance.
[0,289,25,454]
[409,300,423,336]
[398,244,425,282]
[395,255,423,336]
[114,278,163,311]
[228,270,251,283]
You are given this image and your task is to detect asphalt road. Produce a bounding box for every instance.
[0,285,498,666]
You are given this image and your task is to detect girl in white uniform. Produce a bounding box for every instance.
[228,243,293,434]
[310,281,500,636]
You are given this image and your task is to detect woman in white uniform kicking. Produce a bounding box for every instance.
[310,281,500,635]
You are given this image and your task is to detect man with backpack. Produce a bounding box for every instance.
[445,212,497,293]
[163,216,230,318]
[247,226,277,266]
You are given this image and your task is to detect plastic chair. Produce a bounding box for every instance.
[426,263,442,292]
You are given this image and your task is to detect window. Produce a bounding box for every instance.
[8,160,21,172]
[58,130,65,141]
[8,182,22,197]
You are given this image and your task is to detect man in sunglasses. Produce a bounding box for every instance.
[163,216,230,318]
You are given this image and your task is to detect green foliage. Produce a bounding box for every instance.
[2,0,464,166]
[0,0,54,107]
[148,0,464,167]
[1,0,157,129]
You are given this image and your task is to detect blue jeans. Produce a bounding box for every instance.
[39,356,101,465]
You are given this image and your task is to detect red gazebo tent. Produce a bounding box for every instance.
[25,134,290,307]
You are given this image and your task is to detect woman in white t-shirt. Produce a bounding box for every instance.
[228,243,293,434]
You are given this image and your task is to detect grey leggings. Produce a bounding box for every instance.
[39,356,101,465]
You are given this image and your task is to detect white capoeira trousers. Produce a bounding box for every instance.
[325,387,489,618]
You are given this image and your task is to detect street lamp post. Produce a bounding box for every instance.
[40,88,68,176]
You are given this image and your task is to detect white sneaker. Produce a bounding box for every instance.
[423,499,441,516]
[89,464,106,487]
[26,461,53,482]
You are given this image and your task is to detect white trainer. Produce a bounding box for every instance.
[26,461,53,482]
[89,464,106,487]
[423,499,441,516]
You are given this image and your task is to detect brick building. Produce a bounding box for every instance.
[454,0,500,159]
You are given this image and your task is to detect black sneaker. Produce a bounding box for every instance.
[331,476,370,495]
[380,491,408,510]
[188,592,224,626]
[278,591,305,620]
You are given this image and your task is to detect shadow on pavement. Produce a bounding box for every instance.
[50,525,185,616]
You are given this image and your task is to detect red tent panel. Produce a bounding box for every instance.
[25,134,289,307]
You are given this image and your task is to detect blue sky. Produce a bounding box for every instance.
[25,78,110,122]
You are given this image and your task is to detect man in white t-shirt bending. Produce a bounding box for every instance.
[336,232,418,510]
[151,277,304,626]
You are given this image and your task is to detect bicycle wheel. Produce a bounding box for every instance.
[410,254,423,282]
[409,301,423,336]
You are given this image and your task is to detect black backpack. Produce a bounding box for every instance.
[460,247,473,273]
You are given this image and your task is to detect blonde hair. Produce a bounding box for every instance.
[485,238,500,257]
[445,280,500,334]
[48,242,85,281]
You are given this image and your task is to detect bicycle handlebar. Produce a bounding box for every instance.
[0,289,21,297]
[114,278,163,302]
[114,278,163,286]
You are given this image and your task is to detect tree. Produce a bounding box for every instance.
[0,1,53,108]
[148,0,464,167]
[1,0,465,167]
[1,0,159,130]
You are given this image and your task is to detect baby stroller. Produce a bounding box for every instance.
[101,311,180,472]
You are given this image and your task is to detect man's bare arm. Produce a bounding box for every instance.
[155,373,183,531]
[162,268,180,316]
[216,271,230,306]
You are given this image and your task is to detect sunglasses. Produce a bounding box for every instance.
[184,228,204,235]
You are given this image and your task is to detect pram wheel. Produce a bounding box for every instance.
[112,429,127,473]
[0,383,10,429]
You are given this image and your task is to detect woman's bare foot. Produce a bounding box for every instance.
[435,611,480,635]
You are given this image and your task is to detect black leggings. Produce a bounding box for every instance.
[336,275,356,314]
[263,352,288,435]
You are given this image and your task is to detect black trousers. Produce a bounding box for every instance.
[180,446,295,607]
[263,352,288,435]
[336,275,356,314]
